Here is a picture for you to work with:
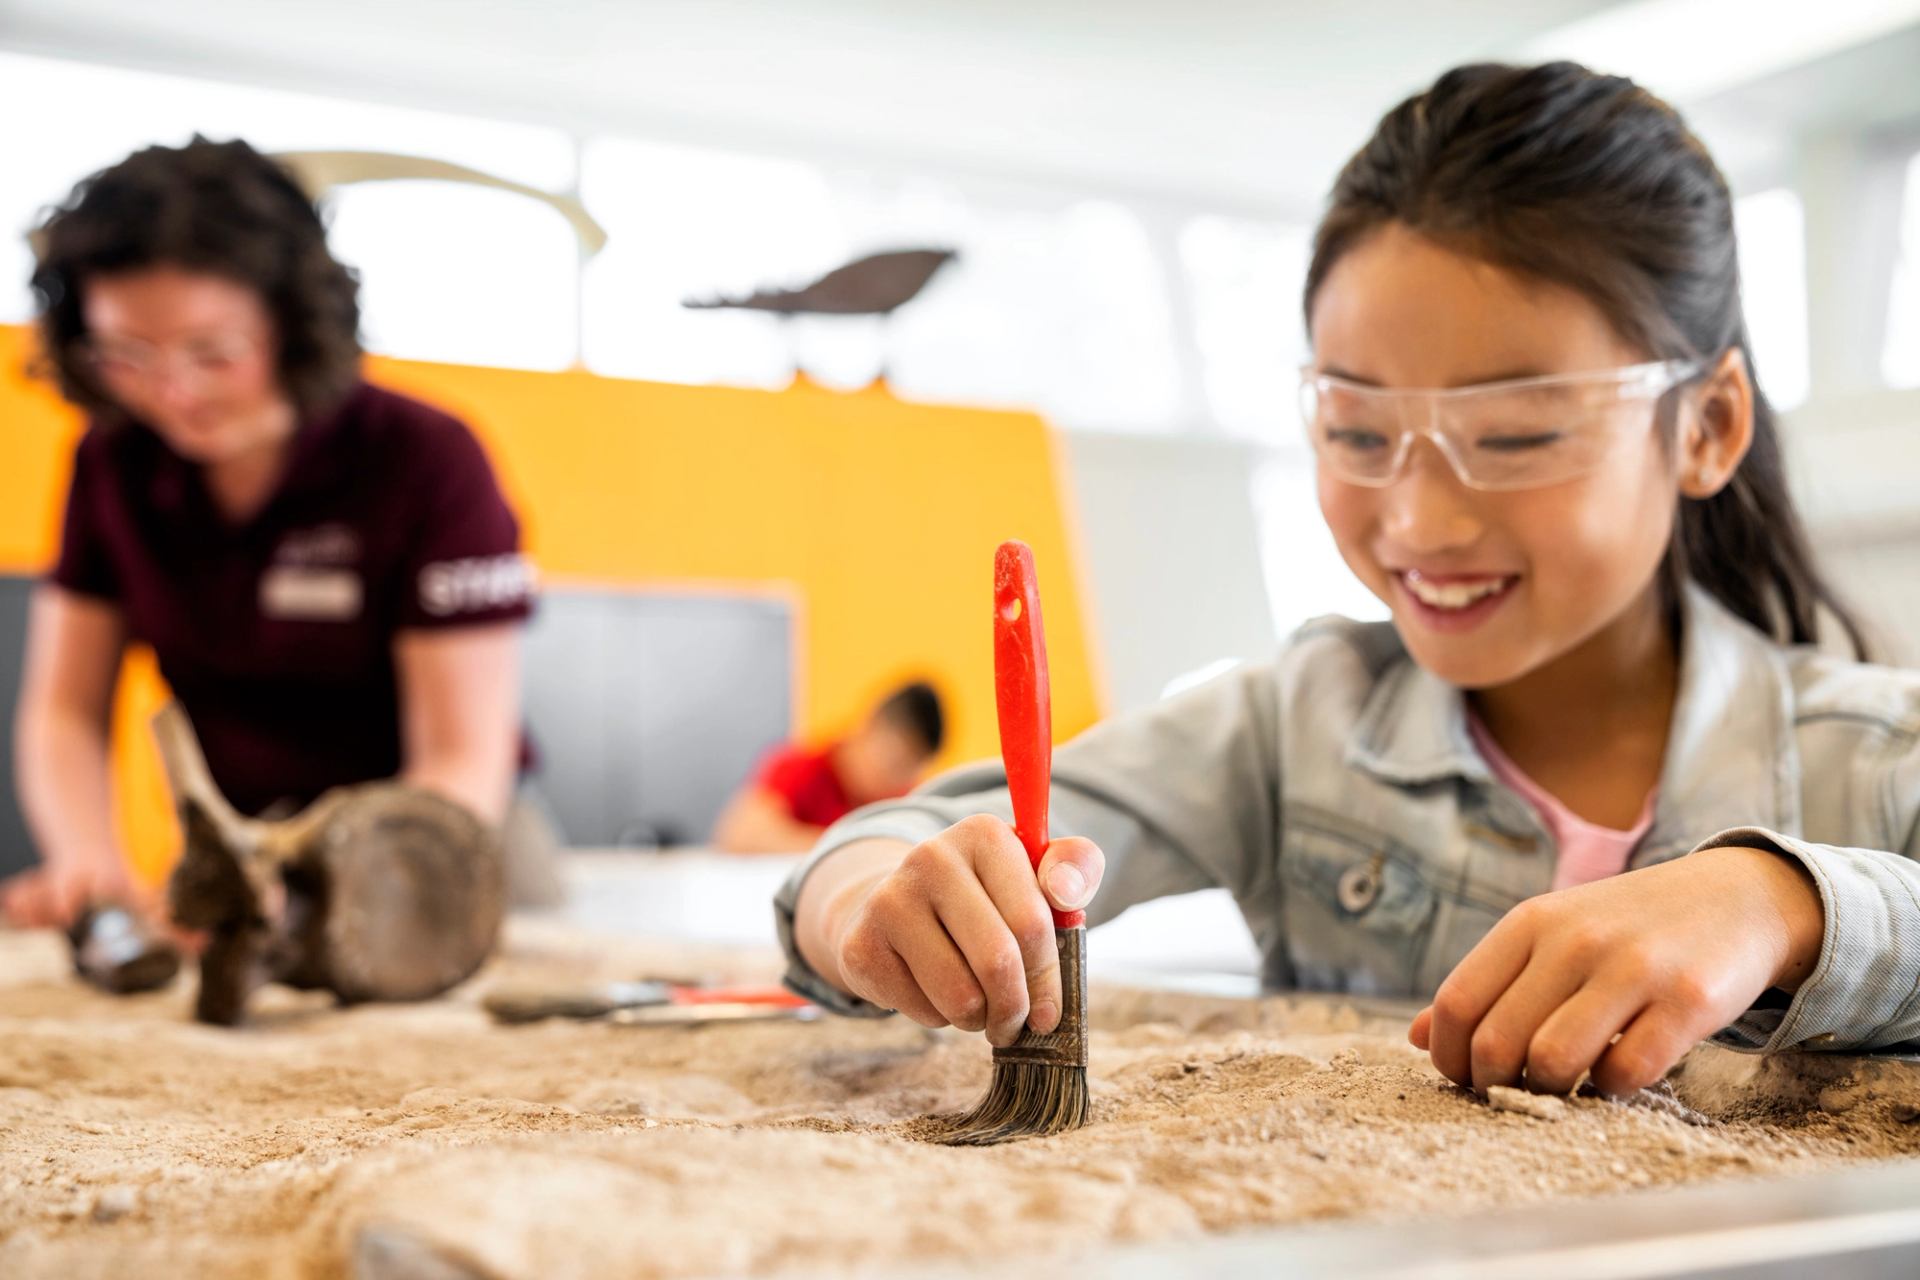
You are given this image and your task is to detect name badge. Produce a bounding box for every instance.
[260,567,363,621]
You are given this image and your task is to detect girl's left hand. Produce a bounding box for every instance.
[1409,845,1824,1096]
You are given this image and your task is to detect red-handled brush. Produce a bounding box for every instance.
[935,539,1090,1145]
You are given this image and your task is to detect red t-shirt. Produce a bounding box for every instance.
[51,381,534,817]
[754,743,853,829]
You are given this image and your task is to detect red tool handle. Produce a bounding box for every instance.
[995,540,1081,929]
[668,985,811,1008]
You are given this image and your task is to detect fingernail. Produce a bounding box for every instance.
[1030,1000,1059,1033]
[1047,864,1088,909]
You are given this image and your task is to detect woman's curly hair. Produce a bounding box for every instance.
[29,136,362,420]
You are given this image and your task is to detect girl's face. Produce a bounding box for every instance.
[1309,223,1684,690]
[80,266,293,466]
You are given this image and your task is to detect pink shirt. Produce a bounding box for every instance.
[1467,716,1656,892]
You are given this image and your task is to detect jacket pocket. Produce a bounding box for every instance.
[1279,815,1438,997]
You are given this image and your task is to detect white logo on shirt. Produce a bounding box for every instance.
[418,554,535,617]
[260,567,363,621]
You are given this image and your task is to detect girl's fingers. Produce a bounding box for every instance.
[929,844,1041,1046]
[868,942,948,1028]
[891,903,991,1033]
[970,829,1073,1039]
[1523,984,1648,1095]
[1408,1005,1434,1050]
[835,905,947,1026]
[1036,836,1103,914]
[1465,955,1587,1094]
[1589,1004,1707,1097]
[1427,915,1536,1087]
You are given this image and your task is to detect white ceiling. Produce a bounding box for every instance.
[1,0,1915,216]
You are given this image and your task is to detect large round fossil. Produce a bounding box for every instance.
[155,704,504,1026]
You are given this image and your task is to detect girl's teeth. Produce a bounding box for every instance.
[1404,573,1508,609]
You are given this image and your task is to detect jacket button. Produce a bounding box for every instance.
[1337,860,1383,914]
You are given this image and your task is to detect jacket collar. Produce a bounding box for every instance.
[1344,583,1801,843]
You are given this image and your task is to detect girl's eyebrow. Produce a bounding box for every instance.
[1318,364,1382,387]
[1319,364,1559,390]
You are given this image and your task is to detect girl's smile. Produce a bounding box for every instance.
[1392,569,1521,633]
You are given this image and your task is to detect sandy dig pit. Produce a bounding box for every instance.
[3,922,1920,1280]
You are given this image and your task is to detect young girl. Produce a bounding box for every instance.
[776,61,1920,1098]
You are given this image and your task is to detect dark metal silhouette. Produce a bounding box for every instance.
[683,248,957,317]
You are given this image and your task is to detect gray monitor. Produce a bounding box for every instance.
[519,587,794,848]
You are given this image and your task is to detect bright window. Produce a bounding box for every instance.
[833,189,1184,429]
[579,138,847,389]
[1734,187,1811,410]
[1181,215,1312,441]
[326,181,580,370]
[1036,200,1184,431]
[0,50,575,349]
[1884,151,1920,389]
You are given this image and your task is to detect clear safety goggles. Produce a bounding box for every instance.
[75,332,264,392]
[1299,359,1703,492]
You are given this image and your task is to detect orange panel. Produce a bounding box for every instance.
[0,326,1105,878]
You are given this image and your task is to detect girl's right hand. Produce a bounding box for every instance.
[826,816,1104,1046]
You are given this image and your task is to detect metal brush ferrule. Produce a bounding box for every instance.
[990,926,1087,1068]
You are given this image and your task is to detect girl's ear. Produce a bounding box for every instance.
[1678,348,1755,499]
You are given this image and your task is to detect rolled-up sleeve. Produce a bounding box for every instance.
[774,661,1285,1015]
[1703,825,1920,1053]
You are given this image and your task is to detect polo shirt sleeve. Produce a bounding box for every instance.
[397,421,536,630]
[48,431,121,602]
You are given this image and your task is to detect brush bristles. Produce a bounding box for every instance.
[933,926,1088,1147]
[935,1058,1089,1146]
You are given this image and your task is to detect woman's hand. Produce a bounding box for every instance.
[0,855,141,930]
[1409,845,1824,1096]
[812,817,1104,1045]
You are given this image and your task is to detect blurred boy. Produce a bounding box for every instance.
[712,682,944,853]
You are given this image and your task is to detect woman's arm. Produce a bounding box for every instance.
[711,786,827,854]
[393,622,523,824]
[3,586,136,926]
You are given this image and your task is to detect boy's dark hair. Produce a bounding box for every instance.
[30,136,362,421]
[876,681,945,757]
[1304,61,1867,658]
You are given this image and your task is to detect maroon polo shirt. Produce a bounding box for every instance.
[51,381,535,817]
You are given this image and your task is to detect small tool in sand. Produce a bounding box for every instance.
[68,904,181,995]
[934,539,1089,1145]
[484,980,814,1026]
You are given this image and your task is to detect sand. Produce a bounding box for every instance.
[4,922,1920,1280]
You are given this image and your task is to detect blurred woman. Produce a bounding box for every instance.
[3,137,536,939]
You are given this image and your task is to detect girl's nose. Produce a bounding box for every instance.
[1380,439,1483,553]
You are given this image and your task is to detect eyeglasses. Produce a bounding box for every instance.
[1299,359,1703,492]
[75,332,265,392]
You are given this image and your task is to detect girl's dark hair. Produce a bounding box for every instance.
[30,136,361,421]
[1303,61,1867,659]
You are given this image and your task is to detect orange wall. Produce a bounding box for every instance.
[0,325,1105,878]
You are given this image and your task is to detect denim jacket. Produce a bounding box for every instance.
[775,583,1920,1054]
